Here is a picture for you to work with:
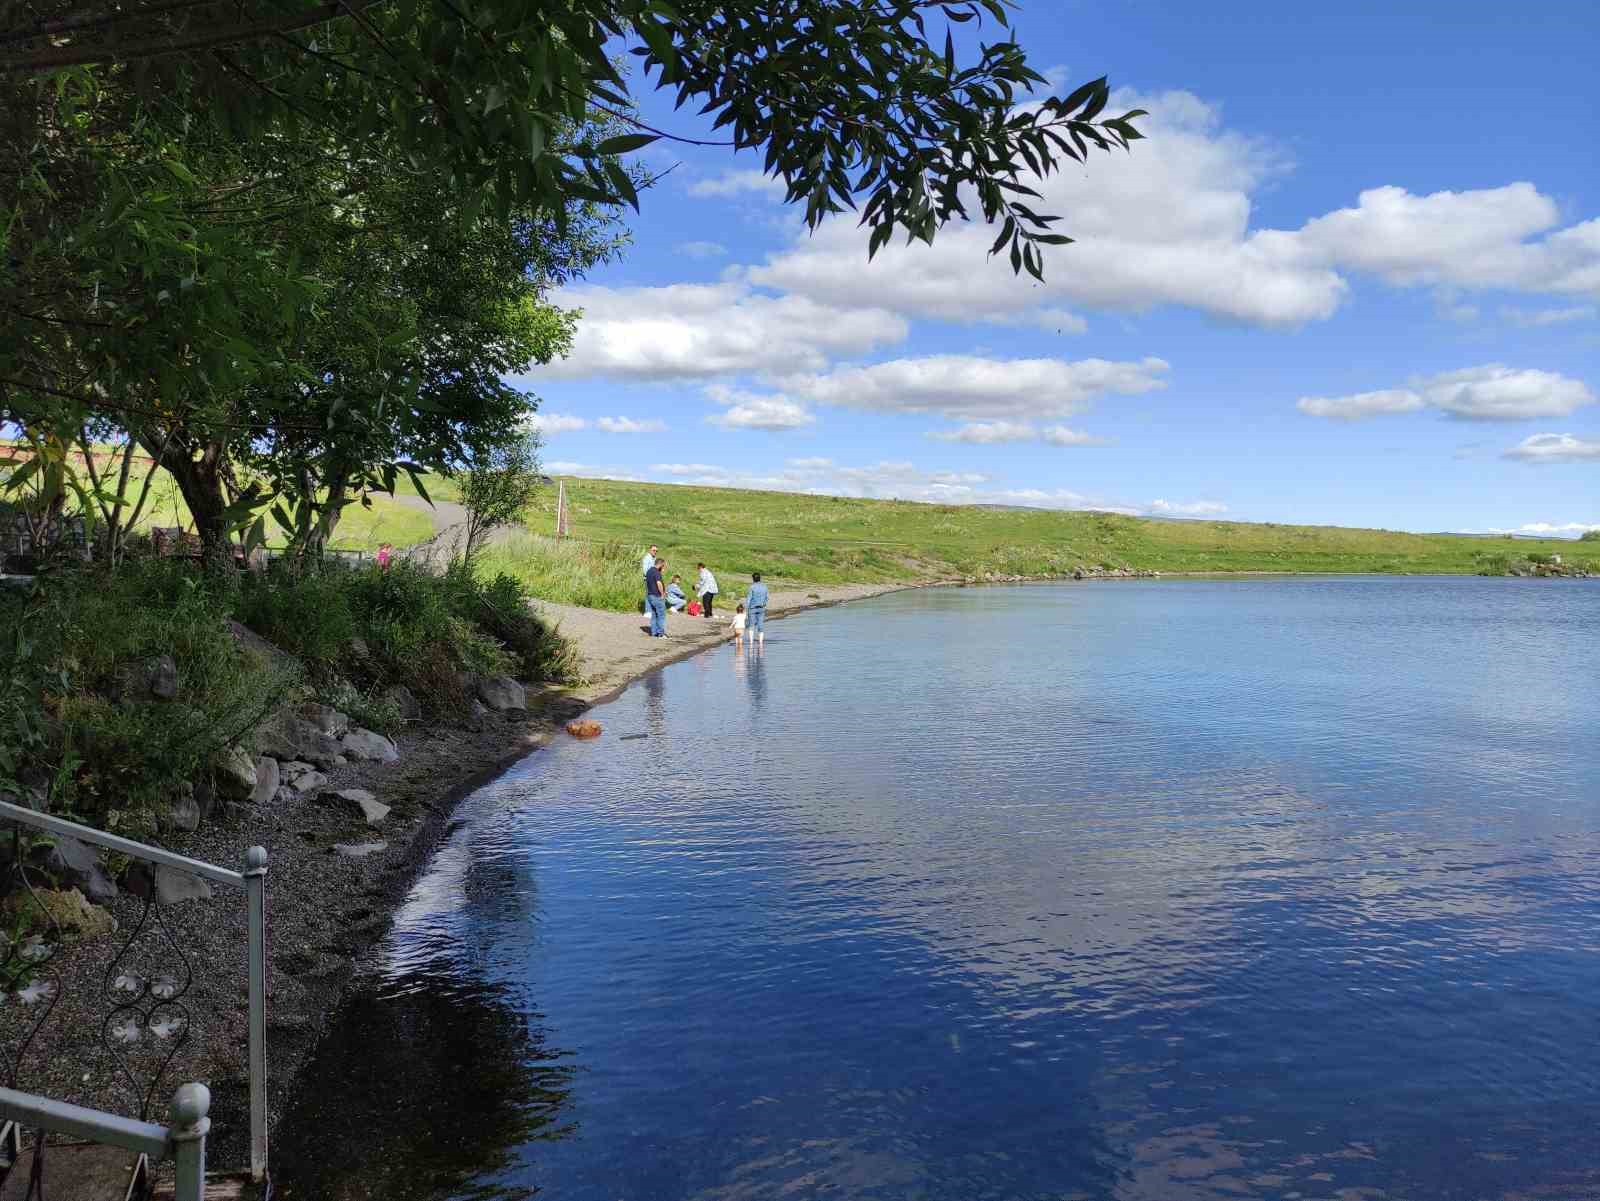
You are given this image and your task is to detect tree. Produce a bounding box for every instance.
[460,429,544,563]
[1581,529,1600,542]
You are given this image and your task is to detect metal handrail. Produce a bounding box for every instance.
[0,1082,211,1200]
[0,800,268,1183]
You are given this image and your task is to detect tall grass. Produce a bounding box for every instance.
[478,532,645,612]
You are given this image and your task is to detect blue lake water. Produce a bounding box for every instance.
[274,577,1600,1200]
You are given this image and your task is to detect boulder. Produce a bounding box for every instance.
[298,702,350,737]
[217,745,258,800]
[332,840,388,859]
[564,719,602,740]
[169,796,201,833]
[37,836,118,906]
[255,711,344,767]
[330,788,390,827]
[288,769,329,797]
[156,866,213,905]
[5,886,116,937]
[383,685,422,722]
[476,675,527,712]
[146,654,180,700]
[341,728,399,764]
[225,619,295,668]
[250,756,280,805]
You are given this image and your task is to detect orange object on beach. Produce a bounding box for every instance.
[565,719,602,739]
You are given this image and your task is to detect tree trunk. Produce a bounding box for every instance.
[143,433,233,572]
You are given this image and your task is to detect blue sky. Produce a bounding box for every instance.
[513,2,1599,536]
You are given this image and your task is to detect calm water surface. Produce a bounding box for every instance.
[276,577,1600,1200]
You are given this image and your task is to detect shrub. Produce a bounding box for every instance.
[234,568,356,665]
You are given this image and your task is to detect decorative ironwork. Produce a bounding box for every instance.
[1,824,63,1093]
[102,892,196,1123]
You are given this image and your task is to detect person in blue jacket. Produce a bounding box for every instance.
[745,571,769,644]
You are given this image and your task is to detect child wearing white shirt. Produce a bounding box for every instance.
[729,604,747,645]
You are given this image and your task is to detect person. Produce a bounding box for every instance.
[696,562,718,619]
[376,542,393,571]
[745,571,769,644]
[641,544,658,578]
[666,575,687,612]
[644,557,667,637]
[729,602,747,646]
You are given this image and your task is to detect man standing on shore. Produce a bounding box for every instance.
[696,562,718,619]
[745,571,768,645]
[645,557,667,637]
[641,544,658,578]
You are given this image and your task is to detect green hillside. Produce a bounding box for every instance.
[474,476,1595,612]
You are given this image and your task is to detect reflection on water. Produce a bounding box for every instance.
[275,578,1600,1200]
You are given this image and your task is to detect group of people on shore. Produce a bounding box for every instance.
[641,545,767,646]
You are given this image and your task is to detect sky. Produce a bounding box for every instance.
[512,2,1600,536]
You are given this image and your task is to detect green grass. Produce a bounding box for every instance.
[477,476,1597,612]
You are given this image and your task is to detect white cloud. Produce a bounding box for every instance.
[1487,521,1600,536]
[786,456,833,469]
[1296,389,1426,421]
[1421,366,1594,421]
[533,282,906,381]
[741,92,1599,328]
[703,385,816,431]
[1298,367,1594,422]
[686,169,784,199]
[1149,499,1229,516]
[676,240,727,259]
[526,411,588,434]
[1501,305,1596,327]
[784,354,1168,421]
[595,416,668,434]
[929,420,1110,446]
[543,460,645,482]
[1502,433,1600,463]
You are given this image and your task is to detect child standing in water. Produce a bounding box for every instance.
[729,603,747,646]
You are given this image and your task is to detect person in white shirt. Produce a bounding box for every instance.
[696,561,718,620]
[729,603,746,646]
[641,544,658,578]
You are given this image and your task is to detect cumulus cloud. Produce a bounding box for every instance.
[1502,433,1600,462]
[1149,499,1229,516]
[1298,367,1594,422]
[676,240,727,259]
[595,416,668,434]
[526,411,588,434]
[929,420,1110,446]
[741,92,1599,328]
[703,385,816,431]
[1296,389,1426,421]
[531,282,906,381]
[783,354,1168,421]
[686,169,784,199]
[1487,521,1600,536]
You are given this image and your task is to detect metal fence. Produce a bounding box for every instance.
[0,799,268,1195]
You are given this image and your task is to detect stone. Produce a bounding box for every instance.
[278,760,314,783]
[288,769,329,797]
[330,788,390,827]
[476,675,527,712]
[341,728,399,763]
[169,796,201,833]
[383,685,422,721]
[251,756,280,805]
[274,786,296,805]
[332,841,388,859]
[156,866,214,905]
[217,744,258,800]
[4,886,116,937]
[37,836,118,906]
[255,711,344,767]
[298,702,351,737]
[146,654,179,700]
[226,619,295,668]
[564,719,602,739]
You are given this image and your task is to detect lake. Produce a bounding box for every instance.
[274,577,1600,1200]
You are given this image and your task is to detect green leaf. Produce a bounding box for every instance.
[594,132,660,156]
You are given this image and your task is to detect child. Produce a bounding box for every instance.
[729,603,747,646]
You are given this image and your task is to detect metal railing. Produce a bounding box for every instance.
[0,798,269,1185]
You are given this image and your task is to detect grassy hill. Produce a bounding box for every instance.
[473,476,1596,612]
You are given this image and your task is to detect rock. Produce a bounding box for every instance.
[476,675,527,712]
[146,654,179,700]
[332,840,388,859]
[4,886,117,937]
[226,619,296,668]
[255,711,344,767]
[274,786,296,805]
[383,685,422,722]
[217,744,258,800]
[341,728,399,763]
[330,788,390,827]
[565,719,602,739]
[288,769,329,797]
[298,702,350,737]
[279,760,314,783]
[169,796,201,833]
[156,866,214,905]
[37,836,118,906]
[470,700,490,721]
[251,756,280,805]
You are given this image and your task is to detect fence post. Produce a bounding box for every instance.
[170,1083,210,1201]
[243,845,269,1183]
